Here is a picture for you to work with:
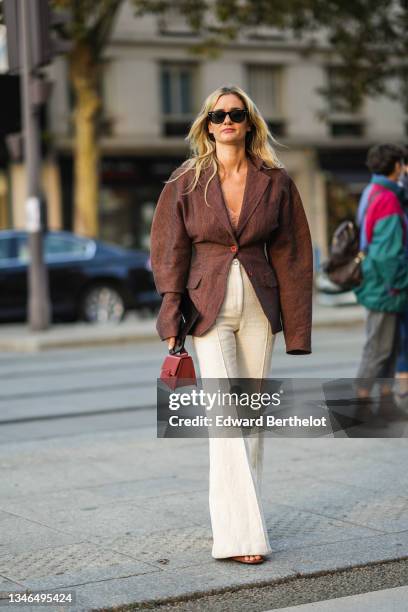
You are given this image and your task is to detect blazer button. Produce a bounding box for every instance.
[230,245,238,253]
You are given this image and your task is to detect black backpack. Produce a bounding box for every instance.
[322,220,365,290]
[322,188,381,291]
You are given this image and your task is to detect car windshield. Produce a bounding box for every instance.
[44,235,91,257]
[16,234,93,262]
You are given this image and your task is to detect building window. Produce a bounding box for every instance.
[325,66,365,138]
[160,62,197,136]
[247,65,286,137]
[330,122,364,137]
[327,66,356,114]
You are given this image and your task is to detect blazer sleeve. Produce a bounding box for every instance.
[150,174,192,341]
[266,174,313,355]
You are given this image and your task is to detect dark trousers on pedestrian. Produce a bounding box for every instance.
[356,309,399,393]
[396,309,408,373]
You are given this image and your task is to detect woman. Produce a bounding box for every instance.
[150,85,313,564]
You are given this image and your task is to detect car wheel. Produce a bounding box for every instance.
[79,284,126,323]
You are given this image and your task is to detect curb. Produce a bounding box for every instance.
[0,310,365,352]
[0,321,159,352]
[67,544,408,611]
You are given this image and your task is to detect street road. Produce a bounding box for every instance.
[0,326,365,443]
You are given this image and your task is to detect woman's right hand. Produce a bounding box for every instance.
[167,336,177,351]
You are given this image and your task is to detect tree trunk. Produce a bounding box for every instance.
[69,43,101,237]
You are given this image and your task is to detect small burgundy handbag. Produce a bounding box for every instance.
[160,343,197,390]
[159,292,199,390]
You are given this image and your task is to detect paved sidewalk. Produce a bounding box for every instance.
[0,302,365,352]
[0,434,408,611]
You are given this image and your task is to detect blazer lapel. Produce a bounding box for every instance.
[202,164,234,239]
[235,156,271,238]
[200,155,272,240]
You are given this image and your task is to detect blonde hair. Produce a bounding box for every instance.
[166,84,285,206]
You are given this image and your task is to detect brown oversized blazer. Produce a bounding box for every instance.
[150,153,313,354]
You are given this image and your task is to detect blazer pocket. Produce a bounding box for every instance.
[186,269,203,289]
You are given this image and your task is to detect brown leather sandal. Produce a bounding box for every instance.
[230,555,265,564]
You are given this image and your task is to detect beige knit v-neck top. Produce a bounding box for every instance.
[226,206,241,230]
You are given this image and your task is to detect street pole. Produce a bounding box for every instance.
[20,0,51,330]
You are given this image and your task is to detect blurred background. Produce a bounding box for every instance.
[0,0,406,321]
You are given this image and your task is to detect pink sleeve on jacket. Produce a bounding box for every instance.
[365,189,404,245]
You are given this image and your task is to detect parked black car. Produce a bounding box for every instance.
[0,230,161,323]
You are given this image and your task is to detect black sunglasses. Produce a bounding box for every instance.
[207,109,248,124]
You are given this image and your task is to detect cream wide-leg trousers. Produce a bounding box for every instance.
[192,257,275,559]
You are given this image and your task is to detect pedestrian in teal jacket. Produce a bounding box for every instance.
[354,144,408,420]
[354,176,408,312]
[394,152,408,410]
